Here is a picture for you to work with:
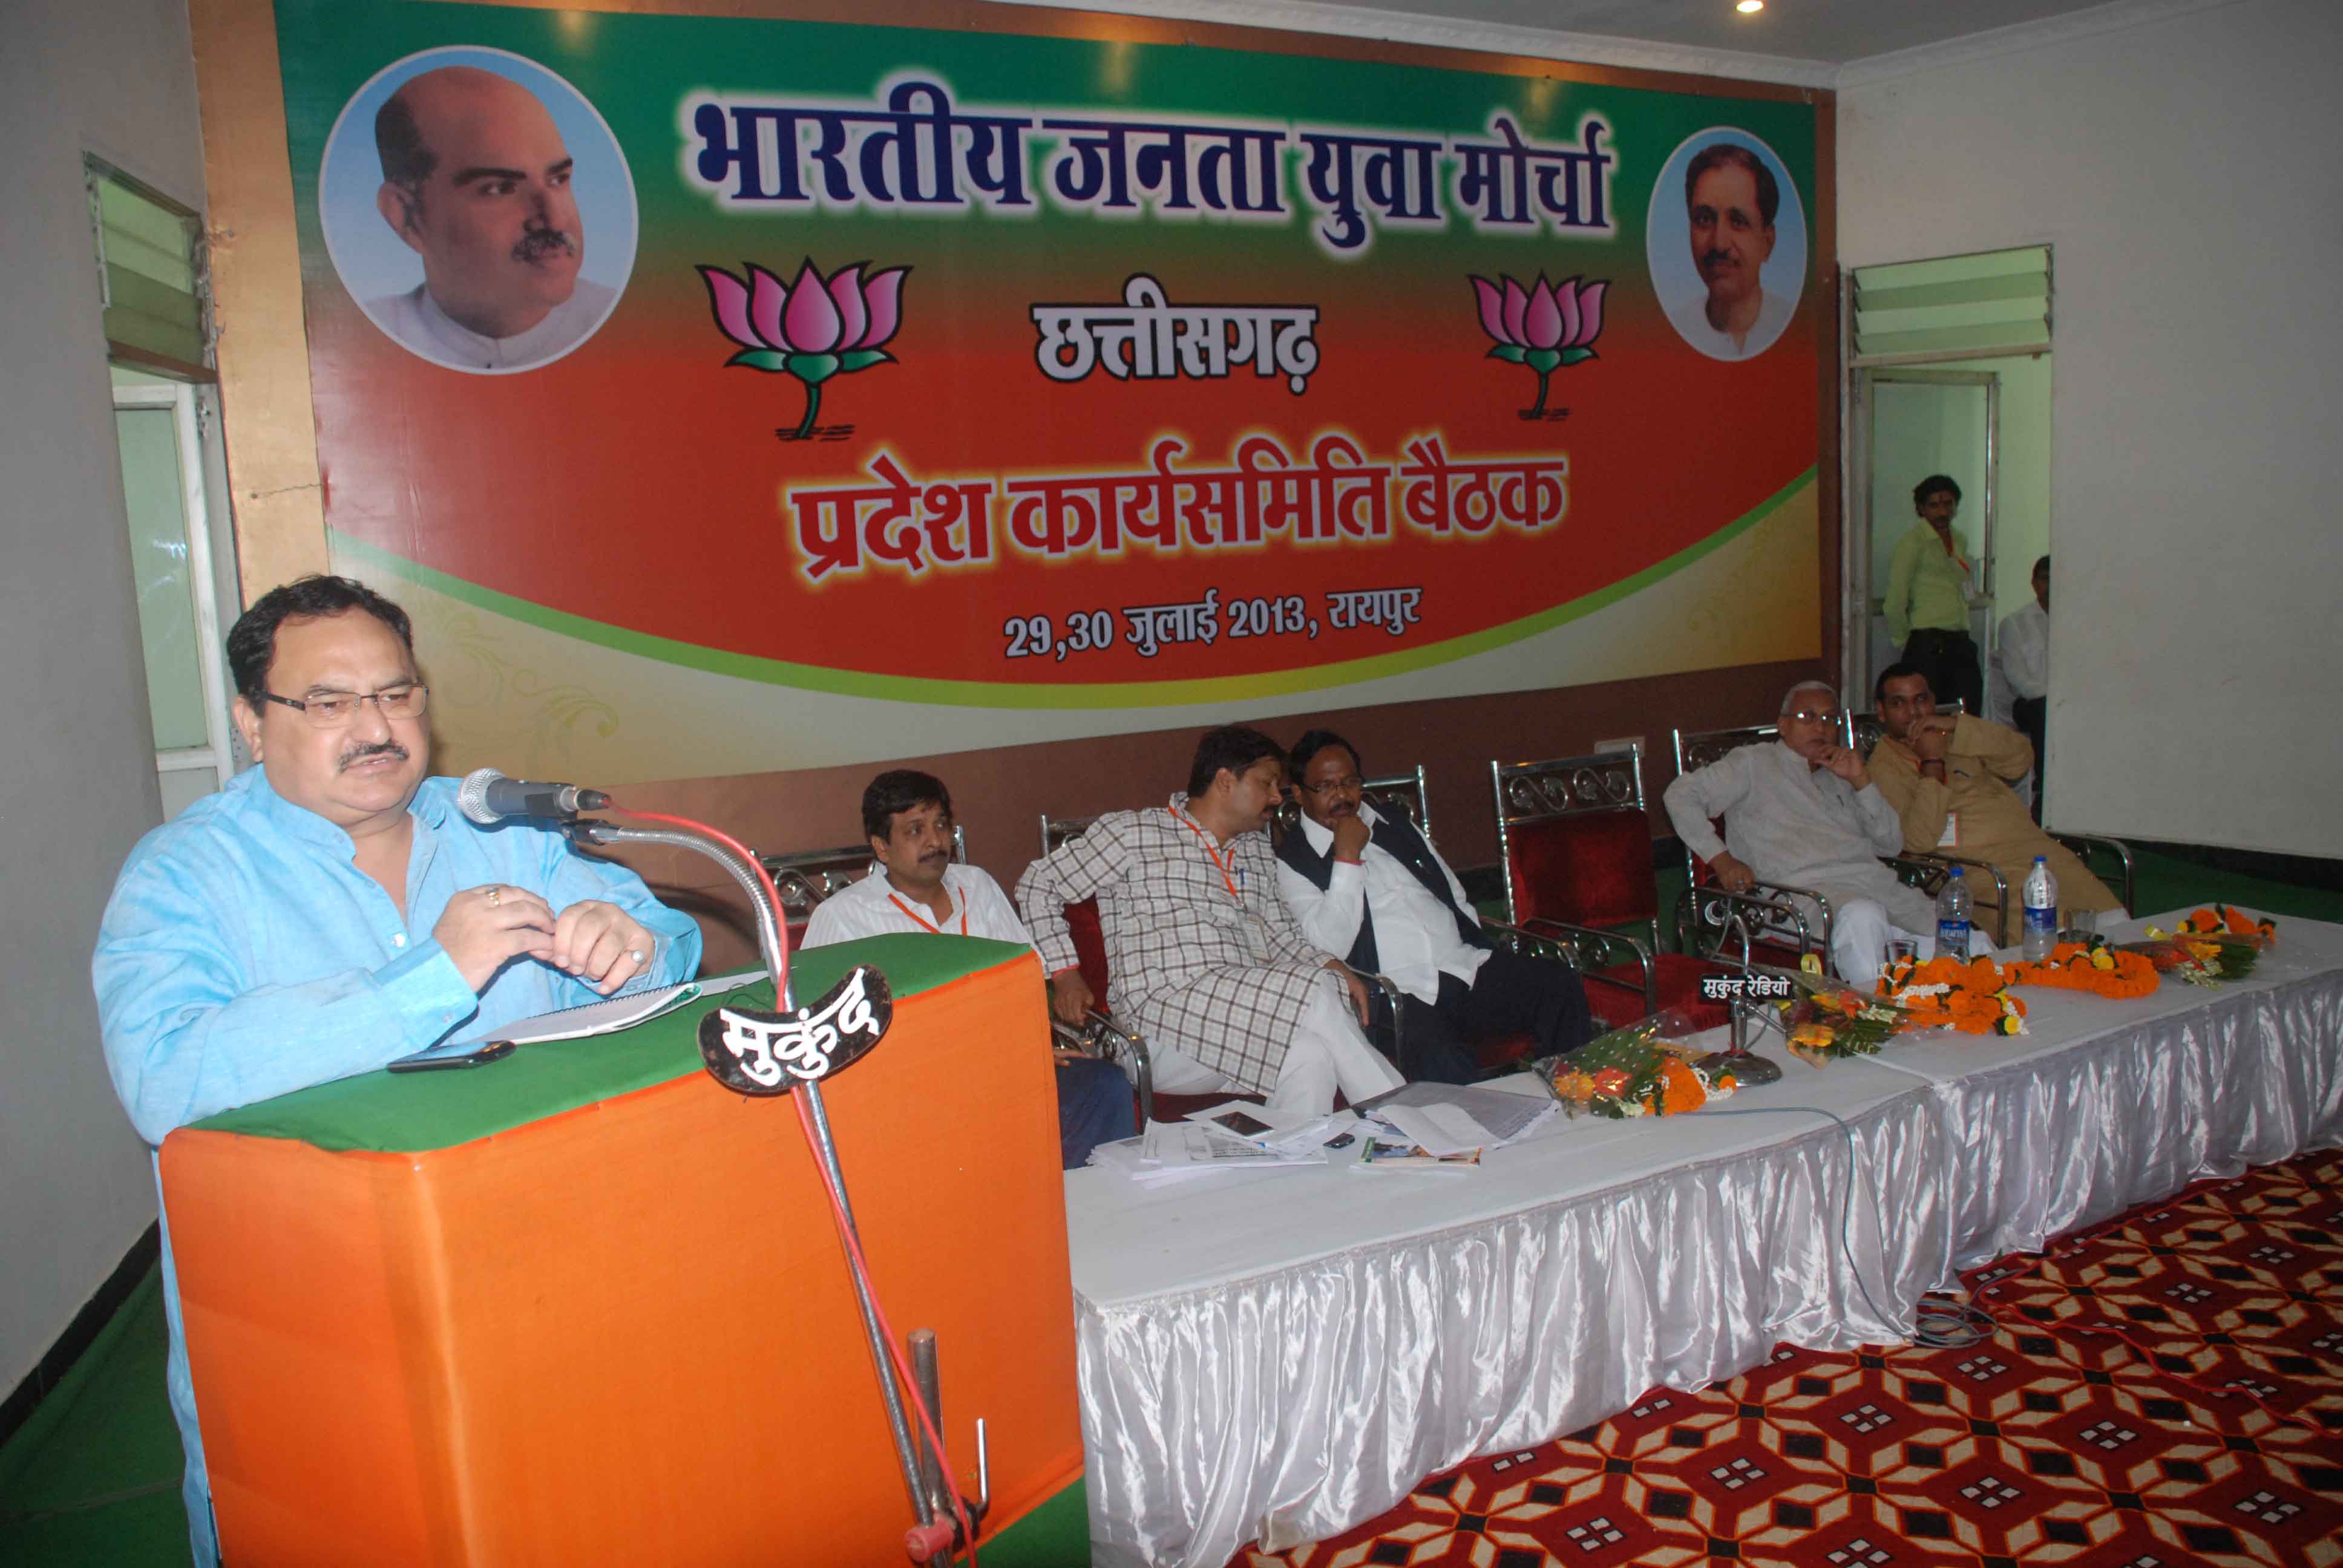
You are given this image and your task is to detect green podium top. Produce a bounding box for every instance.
[187,935,1032,1155]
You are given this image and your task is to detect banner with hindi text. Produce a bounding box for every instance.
[275,0,1825,779]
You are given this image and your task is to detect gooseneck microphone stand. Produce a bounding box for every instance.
[565,816,944,1556]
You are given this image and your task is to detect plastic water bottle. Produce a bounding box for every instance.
[2022,855,2059,961]
[1935,867,1972,959]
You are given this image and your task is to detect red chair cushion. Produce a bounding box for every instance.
[1507,810,1657,930]
[1475,1033,1538,1072]
[1586,954,1734,1033]
[1585,973,1650,1030]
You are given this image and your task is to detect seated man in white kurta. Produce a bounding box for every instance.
[1663,680,1952,983]
[801,769,1132,1167]
[1274,730,1591,1079]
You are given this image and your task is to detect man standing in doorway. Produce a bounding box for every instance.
[1993,555,2052,818]
[1883,474,1984,717]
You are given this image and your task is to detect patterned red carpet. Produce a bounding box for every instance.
[1236,1149,2343,1567]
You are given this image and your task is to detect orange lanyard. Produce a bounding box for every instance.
[1167,807,1245,904]
[887,892,966,936]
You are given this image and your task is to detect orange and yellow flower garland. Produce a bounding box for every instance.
[1876,955,2030,1035]
[2181,905,2278,942]
[2134,906,2278,985]
[2005,942,2160,999]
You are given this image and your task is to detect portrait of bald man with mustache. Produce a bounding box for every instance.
[367,65,618,370]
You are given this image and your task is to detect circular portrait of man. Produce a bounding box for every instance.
[320,48,637,374]
[1645,129,1807,363]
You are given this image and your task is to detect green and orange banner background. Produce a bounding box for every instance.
[275,0,1824,782]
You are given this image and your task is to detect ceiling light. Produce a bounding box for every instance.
[1736,0,1764,13]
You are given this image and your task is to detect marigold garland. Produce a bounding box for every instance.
[2004,942,2159,1000]
[2181,904,2278,942]
[1877,954,2029,1034]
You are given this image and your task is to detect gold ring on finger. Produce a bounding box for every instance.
[486,885,502,906]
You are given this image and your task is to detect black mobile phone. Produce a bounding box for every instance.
[1213,1109,1273,1137]
[388,1039,517,1073]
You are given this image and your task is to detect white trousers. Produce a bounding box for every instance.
[1144,1046,1236,1096]
[1830,897,1989,986]
[1265,975,1407,1115]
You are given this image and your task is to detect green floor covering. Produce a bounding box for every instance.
[6,848,2334,1566]
[0,1270,187,1565]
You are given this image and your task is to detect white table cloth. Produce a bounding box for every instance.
[1871,911,2343,1269]
[1064,909,2343,1568]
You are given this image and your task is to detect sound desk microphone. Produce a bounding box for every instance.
[457,768,612,826]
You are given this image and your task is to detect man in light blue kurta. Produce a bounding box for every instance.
[91,575,700,1566]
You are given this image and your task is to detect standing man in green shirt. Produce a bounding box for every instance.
[1882,473,1983,717]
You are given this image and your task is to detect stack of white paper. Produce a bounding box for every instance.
[1355,1081,1559,1159]
[1181,1102,1360,1155]
[1086,1116,1348,1187]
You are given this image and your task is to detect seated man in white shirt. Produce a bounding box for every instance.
[801,769,1132,1168]
[1274,731,1593,1077]
[1663,680,1958,984]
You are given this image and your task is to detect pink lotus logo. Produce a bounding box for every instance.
[1470,273,1607,419]
[697,260,908,440]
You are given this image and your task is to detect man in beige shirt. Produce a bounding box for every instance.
[1866,664,2122,930]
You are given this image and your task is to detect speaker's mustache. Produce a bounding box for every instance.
[338,740,409,771]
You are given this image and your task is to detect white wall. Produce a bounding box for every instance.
[0,0,209,1390]
[1840,0,2343,857]
[1964,352,2051,630]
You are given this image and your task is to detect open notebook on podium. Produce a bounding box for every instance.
[390,981,704,1068]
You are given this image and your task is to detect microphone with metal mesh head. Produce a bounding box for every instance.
[457,767,611,826]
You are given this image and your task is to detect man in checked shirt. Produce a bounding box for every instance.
[1017,726,1405,1114]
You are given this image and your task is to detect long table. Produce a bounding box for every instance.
[1062,911,2343,1568]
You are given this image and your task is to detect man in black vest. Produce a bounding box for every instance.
[1273,731,1594,1081]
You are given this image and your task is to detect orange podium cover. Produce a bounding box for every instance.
[160,936,1087,1564]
